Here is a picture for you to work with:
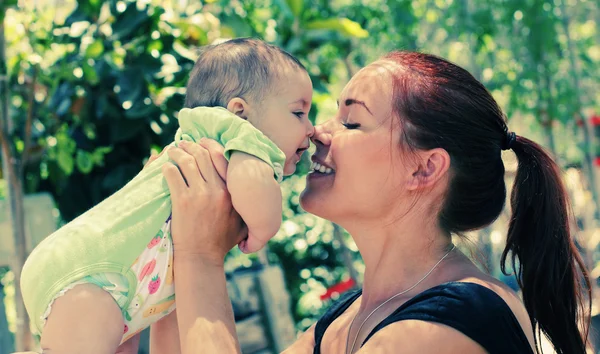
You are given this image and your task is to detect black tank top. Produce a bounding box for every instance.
[313,282,533,354]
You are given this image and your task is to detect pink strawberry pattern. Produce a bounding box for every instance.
[148,275,161,294]
[122,221,175,340]
[138,259,156,281]
[147,232,162,249]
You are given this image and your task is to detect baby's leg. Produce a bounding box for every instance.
[115,333,141,354]
[40,283,123,354]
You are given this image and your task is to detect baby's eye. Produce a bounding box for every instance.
[293,111,305,119]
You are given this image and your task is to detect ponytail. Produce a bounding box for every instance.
[377,50,591,353]
[501,136,591,353]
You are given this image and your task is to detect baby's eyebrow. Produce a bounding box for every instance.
[289,98,307,106]
[336,98,373,115]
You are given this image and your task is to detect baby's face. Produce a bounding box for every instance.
[248,68,314,175]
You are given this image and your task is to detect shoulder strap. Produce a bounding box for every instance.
[362,282,533,354]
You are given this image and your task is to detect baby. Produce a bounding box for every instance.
[20,38,313,351]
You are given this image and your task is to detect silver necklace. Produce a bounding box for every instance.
[345,244,456,354]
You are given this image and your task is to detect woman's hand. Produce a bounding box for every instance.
[159,139,244,353]
[162,139,247,264]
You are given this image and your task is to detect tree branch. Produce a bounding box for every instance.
[20,65,36,178]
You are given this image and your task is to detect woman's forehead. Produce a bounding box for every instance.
[340,63,395,120]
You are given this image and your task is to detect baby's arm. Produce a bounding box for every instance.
[227,151,282,253]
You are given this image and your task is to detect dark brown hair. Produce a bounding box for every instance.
[382,51,591,353]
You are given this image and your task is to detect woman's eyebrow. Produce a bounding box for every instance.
[336,98,373,115]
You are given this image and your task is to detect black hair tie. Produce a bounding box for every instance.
[502,129,517,151]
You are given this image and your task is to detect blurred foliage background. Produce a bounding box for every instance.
[1,0,600,351]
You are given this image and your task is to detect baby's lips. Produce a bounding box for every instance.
[238,238,249,254]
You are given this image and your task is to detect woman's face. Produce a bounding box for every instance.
[300,61,414,223]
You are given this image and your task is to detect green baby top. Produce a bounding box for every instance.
[20,106,286,334]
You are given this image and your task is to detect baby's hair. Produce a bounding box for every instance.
[184,38,306,108]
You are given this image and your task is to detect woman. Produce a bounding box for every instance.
[156,51,590,353]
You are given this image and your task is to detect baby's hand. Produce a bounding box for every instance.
[198,138,228,182]
[238,232,269,254]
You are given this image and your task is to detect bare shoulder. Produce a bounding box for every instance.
[281,323,316,354]
[357,319,487,354]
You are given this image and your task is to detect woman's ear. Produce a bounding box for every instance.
[226,97,250,119]
[406,148,451,191]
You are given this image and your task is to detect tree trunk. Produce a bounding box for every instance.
[559,0,599,219]
[536,68,555,154]
[0,276,14,353]
[0,11,32,352]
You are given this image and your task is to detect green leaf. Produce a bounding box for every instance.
[82,62,99,85]
[124,100,157,119]
[173,40,197,62]
[286,0,304,17]
[116,68,145,105]
[76,150,94,174]
[50,83,75,117]
[305,18,369,38]
[2,0,18,10]
[111,3,152,40]
[57,149,74,175]
[85,39,104,58]
[91,147,113,166]
[64,6,91,26]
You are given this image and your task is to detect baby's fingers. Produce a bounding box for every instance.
[198,138,228,182]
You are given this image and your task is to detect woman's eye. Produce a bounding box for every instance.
[342,122,361,129]
[293,111,305,119]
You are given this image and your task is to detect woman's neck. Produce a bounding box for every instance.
[342,210,454,313]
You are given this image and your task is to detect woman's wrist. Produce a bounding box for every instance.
[173,250,226,270]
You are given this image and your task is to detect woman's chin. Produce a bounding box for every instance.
[300,174,334,213]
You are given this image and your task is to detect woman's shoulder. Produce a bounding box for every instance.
[378,280,525,329]
[362,280,535,354]
[450,277,534,345]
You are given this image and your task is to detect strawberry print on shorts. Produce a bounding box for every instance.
[40,219,176,344]
[122,218,175,343]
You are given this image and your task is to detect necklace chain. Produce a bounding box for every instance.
[344,244,456,354]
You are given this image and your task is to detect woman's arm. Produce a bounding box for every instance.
[162,140,246,353]
[281,324,317,354]
[173,255,241,353]
[150,310,181,354]
[162,139,316,354]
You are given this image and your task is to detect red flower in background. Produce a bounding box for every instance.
[320,278,356,301]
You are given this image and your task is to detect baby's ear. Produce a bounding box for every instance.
[227,97,249,119]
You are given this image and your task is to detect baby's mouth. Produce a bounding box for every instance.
[295,147,308,159]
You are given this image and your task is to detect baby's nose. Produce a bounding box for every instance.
[311,122,332,146]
